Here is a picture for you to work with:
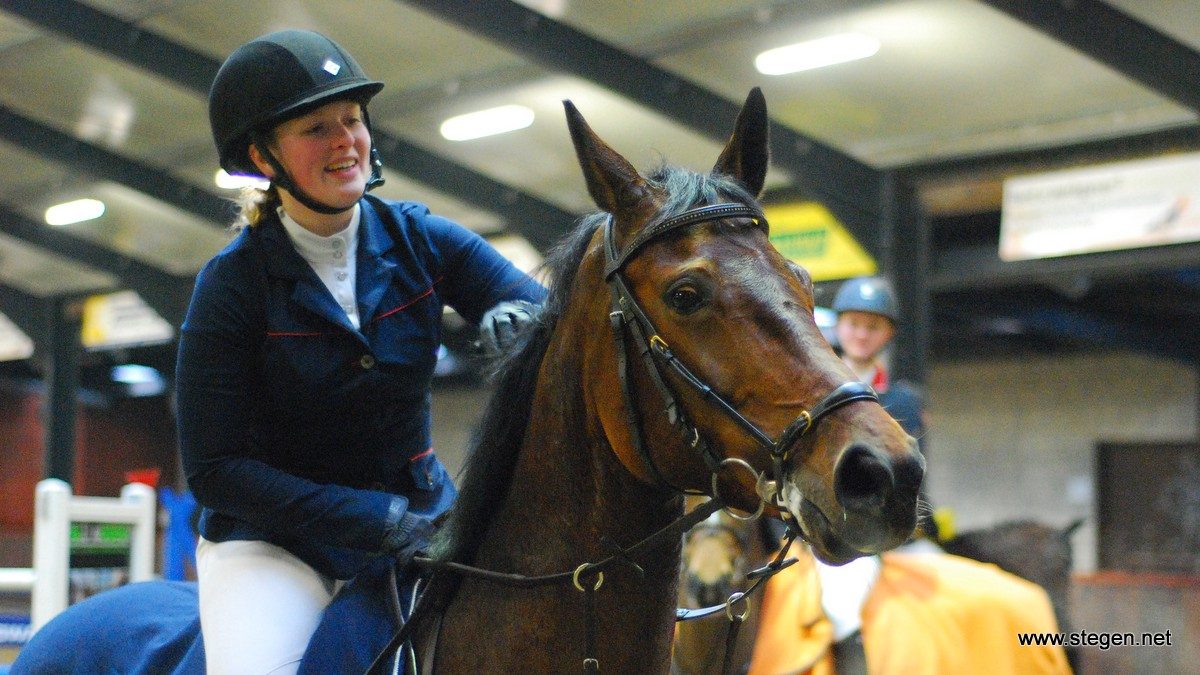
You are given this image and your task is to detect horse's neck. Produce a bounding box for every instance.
[481,404,676,563]
[434,314,685,673]
[492,287,681,552]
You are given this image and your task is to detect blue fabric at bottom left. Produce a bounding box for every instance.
[10,581,205,675]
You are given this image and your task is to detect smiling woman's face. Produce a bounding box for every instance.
[251,99,371,226]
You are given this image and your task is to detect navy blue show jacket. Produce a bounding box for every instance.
[177,195,546,579]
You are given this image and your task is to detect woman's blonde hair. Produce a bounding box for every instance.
[233,184,281,229]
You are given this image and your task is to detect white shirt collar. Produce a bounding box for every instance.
[278,204,360,265]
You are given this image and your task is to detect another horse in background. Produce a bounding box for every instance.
[15,89,925,675]
[674,510,1075,674]
[675,505,776,675]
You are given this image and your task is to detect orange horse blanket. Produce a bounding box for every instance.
[749,547,1071,674]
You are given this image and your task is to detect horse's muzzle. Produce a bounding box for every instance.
[786,439,925,564]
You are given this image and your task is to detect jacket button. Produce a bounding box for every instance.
[359,354,376,369]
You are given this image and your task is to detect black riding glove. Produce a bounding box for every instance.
[382,510,436,567]
[477,300,539,357]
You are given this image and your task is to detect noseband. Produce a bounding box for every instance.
[604,202,879,507]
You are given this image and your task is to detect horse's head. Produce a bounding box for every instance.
[683,524,744,608]
[563,88,924,564]
[681,506,751,609]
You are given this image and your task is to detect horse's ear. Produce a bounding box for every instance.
[564,100,653,221]
[712,87,770,198]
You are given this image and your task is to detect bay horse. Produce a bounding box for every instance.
[674,509,1075,674]
[12,89,924,674]
[411,89,923,673]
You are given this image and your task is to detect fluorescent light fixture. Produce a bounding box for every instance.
[111,364,161,385]
[755,32,880,76]
[111,364,167,397]
[45,198,105,226]
[214,169,270,190]
[440,104,535,141]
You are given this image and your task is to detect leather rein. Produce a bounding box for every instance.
[366,202,878,675]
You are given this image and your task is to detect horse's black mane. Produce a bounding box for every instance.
[422,164,758,604]
[425,210,598,563]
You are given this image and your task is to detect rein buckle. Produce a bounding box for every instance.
[649,334,669,355]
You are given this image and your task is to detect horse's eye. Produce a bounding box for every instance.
[786,261,814,295]
[665,283,707,315]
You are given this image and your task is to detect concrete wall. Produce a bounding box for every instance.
[0,387,178,534]
[924,350,1198,572]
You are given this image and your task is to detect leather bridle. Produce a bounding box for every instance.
[604,202,879,509]
[367,201,882,675]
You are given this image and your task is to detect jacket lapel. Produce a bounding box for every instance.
[356,199,398,326]
[258,218,367,344]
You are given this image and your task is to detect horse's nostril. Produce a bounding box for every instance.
[834,445,894,516]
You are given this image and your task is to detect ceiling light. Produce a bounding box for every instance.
[214,169,270,190]
[44,198,105,226]
[110,364,167,397]
[440,105,535,141]
[755,32,880,76]
[0,311,34,362]
[111,364,161,385]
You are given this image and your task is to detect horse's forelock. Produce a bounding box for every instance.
[648,165,760,219]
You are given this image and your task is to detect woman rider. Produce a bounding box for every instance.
[179,29,543,674]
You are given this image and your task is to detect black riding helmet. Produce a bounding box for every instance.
[209,29,385,214]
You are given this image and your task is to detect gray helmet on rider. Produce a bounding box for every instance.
[209,29,385,214]
[832,276,899,323]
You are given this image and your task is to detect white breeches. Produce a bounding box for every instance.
[196,537,340,675]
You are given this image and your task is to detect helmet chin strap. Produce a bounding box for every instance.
[252,132,384,216]
[362,109,385,192]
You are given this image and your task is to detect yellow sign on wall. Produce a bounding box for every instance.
[765,202,876,281]
[81,290,174,350]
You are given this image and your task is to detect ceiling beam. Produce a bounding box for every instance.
[0,105,237,225]
[0,0,574,251]
[371,135,573,251]
[1164,269,1200,293]
[898,123,1200,181]
[0,0,214,92]
[400,0,886,254]
[931,239,1200,292]
[0,203,191,325]
[979,0,1200,112]
[942,292,1199,364]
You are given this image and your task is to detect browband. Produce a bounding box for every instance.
[604,203,765,279]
